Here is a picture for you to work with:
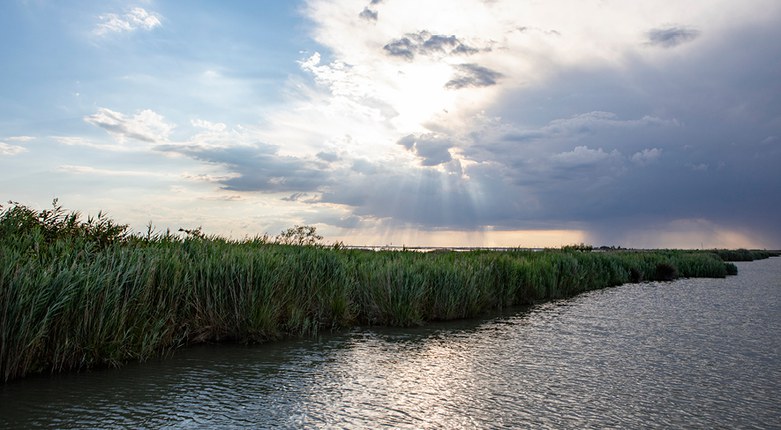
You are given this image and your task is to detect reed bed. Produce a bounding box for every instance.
[712,249,778,261]
[0,201,740,382]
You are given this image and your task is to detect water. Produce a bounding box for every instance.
[2,258,780,429]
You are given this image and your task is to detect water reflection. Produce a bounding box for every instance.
[1,258,780,428]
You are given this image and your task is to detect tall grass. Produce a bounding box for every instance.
[0,201,742,382]
[712,249,779,261]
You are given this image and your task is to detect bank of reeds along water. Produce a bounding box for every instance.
[0,200,754,382]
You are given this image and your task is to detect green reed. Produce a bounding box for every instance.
[0,201,744,382]
[712,248,778,261]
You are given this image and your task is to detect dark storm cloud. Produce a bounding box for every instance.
[468,19,781,245]
[398,133,453,166]
[383,31,480,59]
[646,26,700,48]
[445,63,503,89]
[157,143,331,193]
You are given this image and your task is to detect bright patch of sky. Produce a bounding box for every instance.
[1,0,780,248]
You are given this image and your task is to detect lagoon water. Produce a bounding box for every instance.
[1,258,780,428]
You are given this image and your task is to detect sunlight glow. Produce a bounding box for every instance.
[384,62,458,132]
[615,223,769,250]
[329,228,587,249]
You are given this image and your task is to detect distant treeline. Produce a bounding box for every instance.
[0,200,760,382]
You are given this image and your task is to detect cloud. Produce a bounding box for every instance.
[631,148,663,165]
[180,172,241,183]
[544,112,676,134]
[359,7,378,21]
[383,37,415,59]
[58,164,173,178]
[52,136,131,152]
[191,119,227,132]
[446,63,503,89]
[94,7,162,36]
[398,133,453,166]
[0,135,32,155]
[84,108,174,143]
[0,142,26,156]
[646,26,700,48]
[157,135,332,193]
[316,151,341,162]
[281,192,313,202]
[5,136,35,142]
[383,31,480,59]
[201,149,332,193]
[687,163,709,172]
[516,26,561,37]
[551,145,619,167]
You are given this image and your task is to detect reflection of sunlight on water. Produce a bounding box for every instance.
[298,330,493,427]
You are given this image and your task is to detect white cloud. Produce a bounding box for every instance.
[191,119,227,132]
[84,108,174,144]
[0,142,27,156]
[5,136,35,142]
[53,136,134,152]
[300,0,778,140]
[551,146,619,167]
[0,136,32,156]
[58,164,174,178]
[546,112,676,134]
[631,148,663,165]
[94,7,161,36]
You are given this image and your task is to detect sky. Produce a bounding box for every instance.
[1,0,780,249]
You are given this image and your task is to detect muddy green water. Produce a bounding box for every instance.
[2,258,780,429]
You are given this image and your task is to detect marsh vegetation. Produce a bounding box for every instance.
[0,200,761,382]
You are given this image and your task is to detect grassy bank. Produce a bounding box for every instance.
[0,201,740,382]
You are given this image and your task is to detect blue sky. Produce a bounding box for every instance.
[2,0,780,248]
